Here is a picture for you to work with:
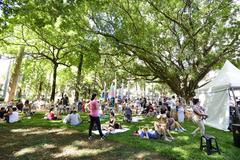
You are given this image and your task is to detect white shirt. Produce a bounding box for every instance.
[9,111,19,123]
[69,113,80,125]
[168,99,176,109]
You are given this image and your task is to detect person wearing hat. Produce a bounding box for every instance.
[191,98,208,136]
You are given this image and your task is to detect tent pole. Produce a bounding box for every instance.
[230,88,240,122]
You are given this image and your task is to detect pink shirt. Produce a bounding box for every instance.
[48,112,55,120]
[89,100,99,117]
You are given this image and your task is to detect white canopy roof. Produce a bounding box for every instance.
[196,60,240,93]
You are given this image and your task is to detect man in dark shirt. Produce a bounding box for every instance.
[0,107,6,119]
[63,94,69,106]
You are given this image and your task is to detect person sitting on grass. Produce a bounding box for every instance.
[46,108,61,120]
[22,100,31,117]
[63,111,71,124]
[16,99,24,112]
[4,107,19,123]
[146,103,156,117]
[7,99,14,108]
[123,104,132,122]
[104,111,122,132]
[166,112,186,132]
[69,110,81,126]
[138,126,159,139]
[154,113,174,142]
[54,105,62,120]
[0,107,6,120]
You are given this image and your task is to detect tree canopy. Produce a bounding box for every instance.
[0,0,239,101]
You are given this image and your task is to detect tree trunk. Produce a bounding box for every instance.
[167,83,195,105]
[5,46,25,102]
[50,63,58,102]
[37,81,43,99]
[74,53,84,102]
[16,87,22,98]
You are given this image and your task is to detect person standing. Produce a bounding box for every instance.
[63,94,69,106]
[177,100,185,123]
[191,98,208,136]
[88,93,105,140]
[170,96,176,117]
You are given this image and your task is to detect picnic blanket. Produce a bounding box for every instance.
[92,128,129,135]
[132,116,144,122]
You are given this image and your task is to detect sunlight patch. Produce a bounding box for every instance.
[172,147,188,157]
[56,130,78,135]
[11,127,78,136]
[11,128,37,133]
[135,152,152,158]
[14,144,56,157]
[14,147,36,157]
[72,140,89,147]
[52,146,113,158]
[3,142,18,148]
[41,144,56,149]
[177,136,189,141]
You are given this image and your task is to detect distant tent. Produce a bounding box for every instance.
[195,60,240,130]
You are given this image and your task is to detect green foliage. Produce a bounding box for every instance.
[87,0,240,99]
[0,96,4,101]
[20,58,51,98]
[1,0,239,101]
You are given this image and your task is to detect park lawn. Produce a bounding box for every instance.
[0,112,239,160]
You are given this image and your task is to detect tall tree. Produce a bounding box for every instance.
[87,0,240,100]
[11,1,79,101]
[5,46,25,102]
[74,53,83,101]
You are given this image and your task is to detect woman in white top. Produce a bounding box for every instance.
[177,99,185,123]
[69,110,81,126]
[9,107,19,123]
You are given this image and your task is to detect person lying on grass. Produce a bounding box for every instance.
[137,126,159,139]
[166,112,186,132]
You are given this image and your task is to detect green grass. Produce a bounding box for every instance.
[0,112,239,160]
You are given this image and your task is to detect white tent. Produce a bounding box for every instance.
[195,60,240,131]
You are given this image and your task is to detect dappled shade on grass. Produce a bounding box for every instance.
[0,113,239,160]
[0,125,166,160]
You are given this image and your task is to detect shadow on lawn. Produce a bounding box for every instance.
[1,114,238,160]
[0,126,166,160]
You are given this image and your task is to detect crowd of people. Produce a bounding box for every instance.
[0,93,208,143]
[0,99,33,124]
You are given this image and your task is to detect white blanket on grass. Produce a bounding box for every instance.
[92,128,129,135]
[132,116,144,122]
